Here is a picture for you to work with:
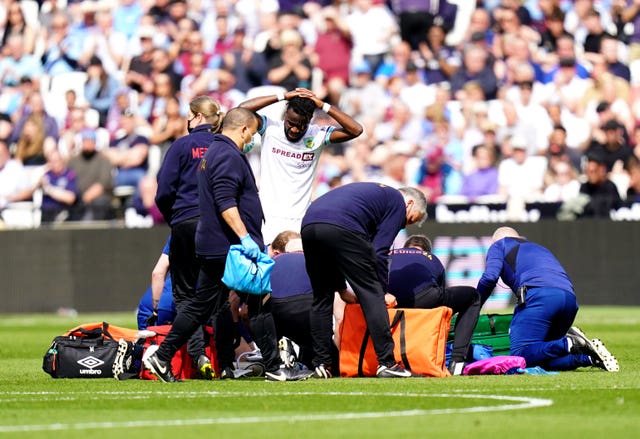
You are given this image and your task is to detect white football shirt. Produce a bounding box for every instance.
[258,115,333,241]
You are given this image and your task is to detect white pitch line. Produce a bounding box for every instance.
[0,393,552,433]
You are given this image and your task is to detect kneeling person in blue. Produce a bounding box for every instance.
[387,234,481,375]
[137,282,175,330]
[136,237,176,330]
[477,227,619,372]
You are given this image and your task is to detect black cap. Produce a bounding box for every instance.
[603,119,620,131]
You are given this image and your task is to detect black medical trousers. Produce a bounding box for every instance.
[167,216,209,360]
[412,285,481,362]
[302,223,396,369]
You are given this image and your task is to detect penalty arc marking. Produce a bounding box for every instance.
[0,392,553,433]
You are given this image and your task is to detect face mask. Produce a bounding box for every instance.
[187,117,195,134]
[242,137,255,154]
[81,150,97,159]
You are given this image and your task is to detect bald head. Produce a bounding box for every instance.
[222,107,257,131]
[492,226,520,243]
[220,107,259,150]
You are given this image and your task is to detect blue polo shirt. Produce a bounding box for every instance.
[136,236,176,329]
[195,133,264,259]
[388,248,445,308]
[155,124,215,225]
[477,237,574,303]
[270,252,312,299]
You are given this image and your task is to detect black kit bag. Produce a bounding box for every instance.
[42,323,135,378]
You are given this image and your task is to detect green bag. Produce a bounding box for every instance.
[448,313,513,356]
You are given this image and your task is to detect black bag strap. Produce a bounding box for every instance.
[396,310,410,371]
[68,322,115,340]
[488,314,496,335]
[357,310,405,376]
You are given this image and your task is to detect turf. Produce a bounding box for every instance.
[0,307,638,438]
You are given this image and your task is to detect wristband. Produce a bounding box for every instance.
[276,91,285,101]
[322,102,331,113]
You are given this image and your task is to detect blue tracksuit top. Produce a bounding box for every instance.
[477,237,574,303]
[302,182,407,290]
[136,236,176,329]
[388,248,445,307]
[155,124,215,225]
[270,252,313,299]
[195,133,264,259]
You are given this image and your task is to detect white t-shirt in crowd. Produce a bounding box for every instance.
[0,159,29,208]
[498,155,548,201]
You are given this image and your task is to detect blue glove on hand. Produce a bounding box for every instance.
[240,234,261,260]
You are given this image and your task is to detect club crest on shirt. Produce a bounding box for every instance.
[303,137,314,149]
[199,159,206,170]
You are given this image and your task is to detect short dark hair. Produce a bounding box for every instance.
[287,96,316,121]
[403,235,432,252]
[587,151,607,165]
[625,154,640,171]
[547,6,565,22]
[270,230,301,253]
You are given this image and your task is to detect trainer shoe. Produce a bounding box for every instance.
[143,352,178,382]
[567,327,619,372]
[312,364,332,379]
[590,338,620,372]
[376,363,412,378]
[219,366,252,379]
[196,355,215,380]
[566,326,590,354]
[240,362,265,377]
[265,366,314,382]
[220,366,236,380]
[112,339,133,380]
[448,361,465,376]
[278,336,297,368]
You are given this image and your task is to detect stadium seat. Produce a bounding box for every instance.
[47,71,88,107]
[630,59,640,87]
[1,190,42,229]
[20,0,40,30]
[147,144,162,177]
[1,203,41,229]
[40,0,68,14]
[84,108,100,128]
[94,127,110,151]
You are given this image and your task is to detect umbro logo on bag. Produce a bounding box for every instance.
[77,356,104,375]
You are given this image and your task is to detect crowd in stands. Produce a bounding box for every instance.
[2,0,640,227]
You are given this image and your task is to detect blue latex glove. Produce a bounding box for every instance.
[240,234,261,260]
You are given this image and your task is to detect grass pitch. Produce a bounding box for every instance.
[0,307,638,438]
